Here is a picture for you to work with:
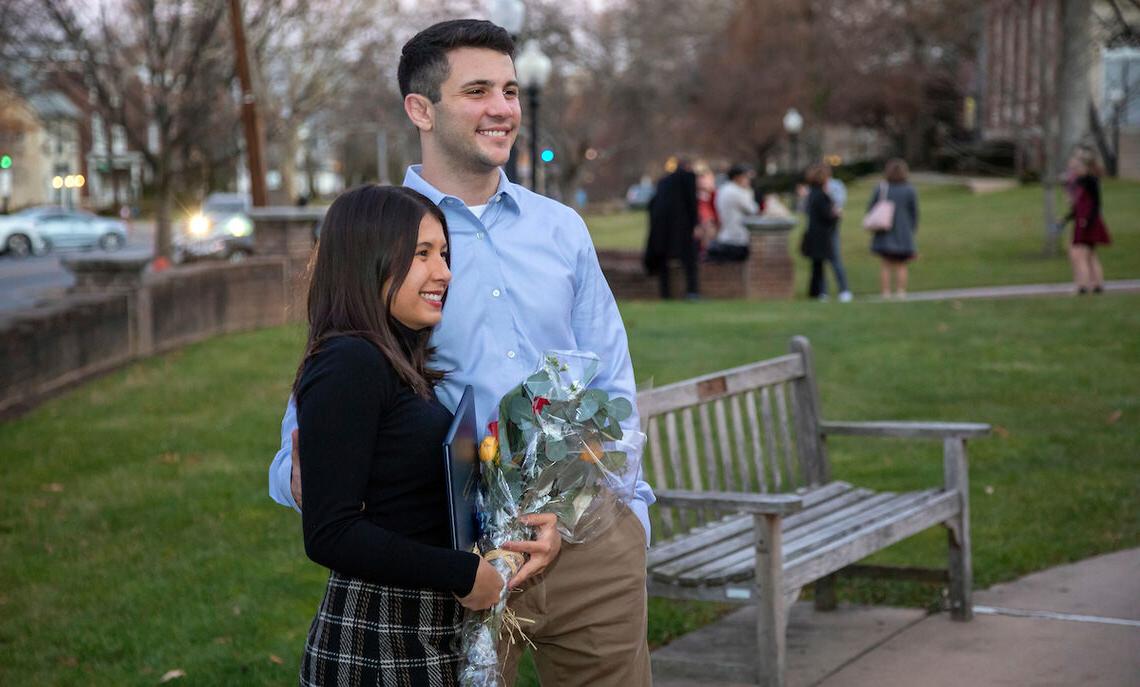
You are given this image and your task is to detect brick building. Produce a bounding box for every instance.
[980,0,1140,179]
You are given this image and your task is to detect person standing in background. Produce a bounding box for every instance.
[800,163,838,300]
[823,165,852,302]
[1061,148,1111,294]
[694,164,719,258]
[867,159,919,299]
[709,164,758,263]
[645,158,700,299]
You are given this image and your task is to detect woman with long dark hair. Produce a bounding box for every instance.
[293,185,502,686]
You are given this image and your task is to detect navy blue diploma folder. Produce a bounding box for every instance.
[443,385,480,552]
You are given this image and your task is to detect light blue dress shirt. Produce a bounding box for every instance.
[269,166,655,543]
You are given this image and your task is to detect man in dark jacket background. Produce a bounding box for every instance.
[644,158,699,299]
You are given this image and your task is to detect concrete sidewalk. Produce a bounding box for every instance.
[865,278,1140,303]
[652,548,1140,687]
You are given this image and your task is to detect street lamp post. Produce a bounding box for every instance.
[491,0,525,182]
[783,107,804,173]
[515,40,552,192]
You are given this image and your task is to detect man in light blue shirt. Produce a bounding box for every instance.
[269,19,654,686]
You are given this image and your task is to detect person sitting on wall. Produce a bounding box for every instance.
[707,164,759,263]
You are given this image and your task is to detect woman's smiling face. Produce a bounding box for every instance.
[388,213,451,330]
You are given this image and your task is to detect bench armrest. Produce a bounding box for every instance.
[654,489,803,515]
[820,421,990,440]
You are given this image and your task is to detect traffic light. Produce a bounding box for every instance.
[540,148,555,163]
[0,154,11,169]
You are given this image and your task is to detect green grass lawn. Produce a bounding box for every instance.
[585,178,1140,296]
[2,293,1138,685]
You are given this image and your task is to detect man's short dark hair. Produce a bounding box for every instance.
[398,19,515,102]
[727,164,752,181]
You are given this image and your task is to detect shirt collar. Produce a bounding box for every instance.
[402,165,521,214]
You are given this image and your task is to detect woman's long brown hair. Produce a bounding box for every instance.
[292,185,450,401]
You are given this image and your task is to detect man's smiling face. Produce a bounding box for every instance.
[430,47,521,173]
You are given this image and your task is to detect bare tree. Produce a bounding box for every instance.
[245,0,392,200]
[1036,0,1094,254]
[30,0,232,260]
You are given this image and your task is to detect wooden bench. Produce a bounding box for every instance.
[637,336,989,686]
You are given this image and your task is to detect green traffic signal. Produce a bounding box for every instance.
[0,155,11,169]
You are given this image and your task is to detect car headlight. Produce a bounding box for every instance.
[189,214,211,237]
[225,216,252,237]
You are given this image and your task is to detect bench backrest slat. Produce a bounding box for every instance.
[744,390,767,492]
[645,416,675,540]
[729,394,749,491]
[775,382,798,485]
[759,386,781,491]
[698,403,719,490]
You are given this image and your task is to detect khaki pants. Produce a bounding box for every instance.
[498,504,652,687]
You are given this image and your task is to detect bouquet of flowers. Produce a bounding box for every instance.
[458,350,642,686]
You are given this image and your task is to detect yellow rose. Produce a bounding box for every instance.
[479,435,499,464]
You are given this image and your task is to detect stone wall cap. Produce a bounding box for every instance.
[743,215,796,232]
[60,255,152,273]
[248,206,327,221]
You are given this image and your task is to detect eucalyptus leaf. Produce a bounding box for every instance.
[546,438,569,461]
[602,450,628,473]
[525,375,554,398]
[576,397,600,422]
[584,389,609,406]
[608,397,633,421]
[510,395,533,424]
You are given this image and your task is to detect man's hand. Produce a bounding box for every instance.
[290,428,303,508]
[500,513,561,589]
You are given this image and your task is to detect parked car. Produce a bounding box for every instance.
[0,208,50,258]
[173,193,254,264]
[26,207,128,252]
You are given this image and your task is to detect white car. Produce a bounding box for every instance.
[0,209,50,258]
[27,207,129,252]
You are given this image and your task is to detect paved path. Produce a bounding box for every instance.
[865,278,1140,303]
[652,548,1140,687]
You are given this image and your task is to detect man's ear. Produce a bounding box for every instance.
[404,94,434,132]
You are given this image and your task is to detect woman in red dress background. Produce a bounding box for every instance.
[1063,148,1112,294]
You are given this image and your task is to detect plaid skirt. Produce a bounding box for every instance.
[299,570,464,687]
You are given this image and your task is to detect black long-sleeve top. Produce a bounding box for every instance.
[1065,175,1101,222]
[296,334,479,595]
[801,186,836,260]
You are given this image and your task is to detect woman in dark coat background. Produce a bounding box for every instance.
[868,159,919,298]
[644,158,699,299]
[801,163,837,300]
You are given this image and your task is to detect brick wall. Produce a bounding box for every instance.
[597,229,795,301]
[0,259,291,418]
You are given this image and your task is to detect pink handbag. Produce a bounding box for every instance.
[862,182,895,232]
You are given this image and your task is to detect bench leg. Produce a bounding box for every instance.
[943,438,973,621]
[754,513,787,687]
[814,573,838,611]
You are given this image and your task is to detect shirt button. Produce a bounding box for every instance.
[476,232,484,239]
[507,350,516,359]
[492,288,501,297]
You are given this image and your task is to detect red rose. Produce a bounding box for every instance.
[487,420,499,437]
[532,397,550,414]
